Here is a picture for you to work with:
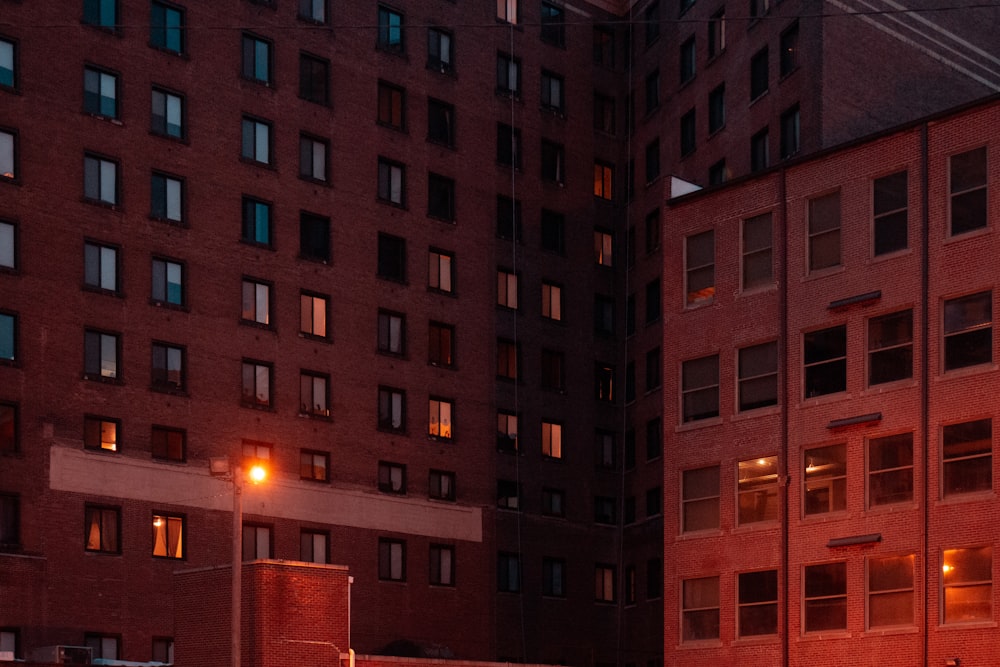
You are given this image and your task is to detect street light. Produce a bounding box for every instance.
[211,457,267,667]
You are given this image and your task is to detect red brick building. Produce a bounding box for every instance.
[0,0,997,665]
[662,96,1000,666]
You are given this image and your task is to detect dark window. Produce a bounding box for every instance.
[378,538,406,580]
[378,461,406,494]
[498,552,520,592]
[241,197,271,246]
[84,416,119,452]
[497,480,520,510]
[680,109,696,156]
[429,544,455,586]
[645,278,660,323]
[707,9,725,57]
[708,84,725,133]
[541,349,565,391]
[300,449,329,481]
[150,87,183,139]
[377,6,404,54]
[427,173,455,221]
[645,487,662,517]
[543,558,566,597]
[594,496,616,524]
[644,2,660,46]
[780,21,799,75]
[597,430,616,468]
[427,28,453,72]
[808,191,841,272]
[85,505,120,553]
[242,523,271,559]
[84,0,118,29]
[645,347,661,391]
[646,417,662,460]
[738,341,778,410]
[645,70,660,114]
[242,34,272,85]
[151,342,184,391]
[378,387,405,431]
[300,291,328,338]
[868,310,913,385]
[685,230,714,306]
[594,295,614,335]
[497,339,518,379]
[750,0,771,19]
[542,487,564,516]
[594,92,615,133]
[868,433,913,506]
[497,123,521,168]
[595,363,614,402]
[85,634,121,661]
[738,570,778,636]
[682,577,720,640]
[679,37,695,84]
[950,146,988,235]
[496,196,522,241]
[541,140,565,184]
[152,426,185,461]
[377,157,405,206]
[943,419,992,496]
[541,209,565,254]
[0,403,15,453]
[0,129,15,182]
[646,558,663,599]
[681,355,719,422]
[541,70,564,113]
[83,67,118,118]
[299,52,329,105]
[750,47,768,100]
[496,52,520,96]
[625,362,636,403]
[427,98,455,146]
[428,321,455,367]
[873,170,908,255]
[377,81,405,129]
[541,3,565,46]
[429,469,456,500]
[645,140,660,183]
[84,329,120,381]
[750,127,769,172]
[299,0,326,23]
[742,212,772,289]
[241,117,271,165]
[300,211,330,262]
[804,562,847,632]
[593,26,614,67]
[780,104,800,158]
[150,1,184,54]
[868,555,914,628]
[943,291,992,371]
[709,160,727,185]
[377,232,406,281]
[300,531,328,564]
[804,443,847,515]
[804,325,847,397]
[0,311,14,363]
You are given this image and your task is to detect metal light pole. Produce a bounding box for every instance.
[232,465,243,667]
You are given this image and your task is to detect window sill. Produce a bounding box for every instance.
[944,225,990,245]
[83,112,124,126]
[732,635,779,646]
[299,95,331,107]
[937,490,995,505]
[375,45,408,60]
[675,416,722,433]
[81,197,121,212]
[238,239,275,251]
[749,89,769,107]
[239,156,276,170]
[82,285,123,298]
[82,374,123,385]
[731,521,780,535]
[151,385,188,396]
[298,332,332,343]
[299,411,332,421]
[150,299,188,312]
[376,198,407,211]
[862,378,916,396]
[779,65,800,83]
[865,501,917,515]
[82,22,122,36]
[149,215,188,227]
[495,89,522,102]
[299,175,330,187]
[240,402,274,412]
[427,213,457,224]
[426,138,457,151]
[428,362,456,371]
[239,319,276,332]
[377,427,407,436]
[148,44,187,59]
[937,620,997,631]
[426,62,456,78]
[676,639,722,649]
[676,528,722,540]
[937,363,997,382]
[540,105,566,120]
[797,631,852,642]
[0,358,19,368]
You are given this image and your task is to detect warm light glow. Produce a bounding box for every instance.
[757,458,767,466]
[942,563,953,574]
[153,517,163,527]
[248,464,267,484]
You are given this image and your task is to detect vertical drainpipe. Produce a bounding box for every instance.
[920,123,930,667]
[779,166,790,667]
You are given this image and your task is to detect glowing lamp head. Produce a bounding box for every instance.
[248,464,267,484]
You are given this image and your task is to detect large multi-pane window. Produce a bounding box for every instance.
[738,456,778,524]
[804,562,847,632]
[685,230,714,306]
[804,325,847,397]
[151,87,184,139]
[738,570,778,636]
[943,291,992,371]
[682,466,719,532]
[682,577,720,641]
[867,554,914,628]
[942,418,992,496]
[942,546,992,623]
[150,1,184,54]
[738,342,778,411]
[950,146,988,235]
[808,191,841,272]
[868,310,913,385]
[804,444,847,515]
[84,67,118,118]
[873,171,908,255]
[84,154,118,205]
[868,433,913,506]
[681,355,719,422]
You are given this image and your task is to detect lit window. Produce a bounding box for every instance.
[300,371,330,417]
[427,99,455,147]
[151,87,184,139]
[738,570,778,636]
[497,411,518,452]
[868,433,913,507]
[542,421,562,459]
[85,505,120,553]
[300,135,328,182]
[498,552,520,592]
[299,0,326,23]
[738,342,778,411]
[377,310,405,355]
[151,425,185,461]
[429,469,456,501]
[151,342,184,391]
[541,70,564,113]
[541,282,562,321]
[737,457,778,524]
[943,291,992,371]
[868,310,913,385]
[241,117,271,165]
[742,212,773,290]
[595,564,616,602]
[151,257,184,306]
[803,562,847,632]
[84,330,119,380]
[242,524,271,559]
[682,466,719,532]
[942,419,992,496]
[241,360,272,408]
[496,52,520,95]
[84,241,118,292]
[241,197,271,246]
[428,321,455,368]
[681,355,719,422]
[83,153,118,205]
[242,440,271,465]
[685,230,714,306]
[428,398,453,439]
[804,443,847,515]
[950,146,987,235]
[151,513,184,559]
[299,52,329,105]
[83,0,118,29]
[301,530,328,563]
[83,67,118,118]
[595,230,613,266]
[543,558,565,597]
[300,449,329,481]
[150,172,183,222]
[377,80,405,129]
[378,387,405,431]
[427,28,453,72]
[300,292,328,338]
[300,211,330,262]
[497,270,518,309]
[808,191,841,272]
[150,1,184,54]
[942,546,992,623]
[84,416,119,452]
[241,278,271,326]
[377,6,404,54]
[867,555,914,628]
[378,461,406,494]
[594,162,613,199]
[428,249,454,293]
[873,170,908,255]
[430,544,454,586]
[682,577,719,640]
[804,325,847,397]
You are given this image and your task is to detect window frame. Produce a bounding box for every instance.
[84,415,120,453]
[377,386,406,432]
[85,504,121,554]
[83,65,119,119]
[377,157,406,207]
[378,461,407,494]
[540,70,565,114]
[300,290,329,339]
[241,33,273,86]
[241,277,272,327]
[84,329,121,382]
[299,210,331,263]
[298,51,330,105]
[241,359,273,409]
[377,80,405,130]
[949,146,988,236]
[942,546,992,624]
[681,465,720,532]
[803,561,848,633]
[150,171,184,224]
[681,576,720,641]
[377,309,406,356]
[737,456,778,525]
[943,291,992,372]
[300,449,330,482]
[151,256,185,307]
[428,320,455,368]
[428,397,454,440]
[151,511,185,559]
[376,5,405,55]
[427,27,454,73]
[541,420,563,459]
[942,418,992,497]
[151,341,185,392]
[804,443,847,516]
[240,196,272,247]
[738,569,779,637]
[150,0,184,55]
[299,370,331,418]
[151,425,186,462]
[807,190,842,273]
[429,544,455,586]
[681,354,719,423]
[83,152,119,206]
[240,116,272,165]
[299,133,328,183]
[429,469,456,501]
[428,248,455,294]
[872,169,909,256]
[803,324,847,398]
